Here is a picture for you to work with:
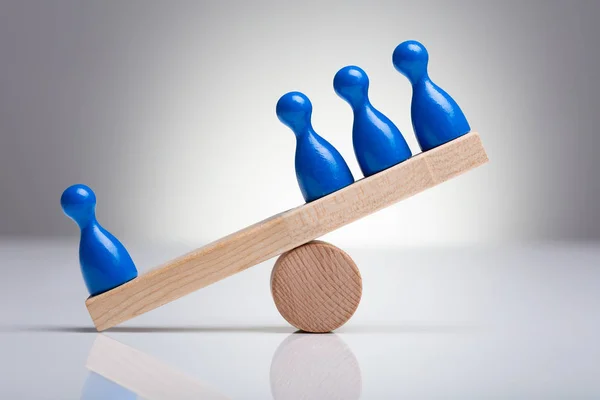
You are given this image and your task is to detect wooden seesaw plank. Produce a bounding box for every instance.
[87,131,488,331]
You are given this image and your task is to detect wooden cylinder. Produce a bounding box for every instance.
[270,240,362,333]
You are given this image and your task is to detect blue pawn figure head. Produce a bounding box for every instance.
[61,184,97,228]
[333,66,369,109]
[392,40,429,84]
[276,91,313,135]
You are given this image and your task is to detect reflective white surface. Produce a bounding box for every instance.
[1,241,599,398]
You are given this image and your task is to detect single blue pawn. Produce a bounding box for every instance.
[334,65,412,177]
[61,184,137,296]
[392,40,471,151]
[276,92,355,202]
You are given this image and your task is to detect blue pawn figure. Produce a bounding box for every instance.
[334,65,412,177]
[392,40,471,151]
[61,184,138,296]
[276,92,355,202]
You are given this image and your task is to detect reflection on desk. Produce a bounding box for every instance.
[82,333,362,400]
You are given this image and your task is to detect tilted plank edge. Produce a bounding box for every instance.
[87,131,488,331]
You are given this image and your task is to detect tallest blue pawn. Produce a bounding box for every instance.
[393,40,471,151]
[276,92,355,202]
[61,184,138,296]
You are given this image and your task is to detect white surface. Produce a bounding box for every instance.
[0,240,599,398]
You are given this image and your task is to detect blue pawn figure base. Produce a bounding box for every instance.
[296,131,355,202]
[301,174,354,203]
[415,127,469,152]
[78,223,139,296]
[86,271,137,297]
[410,79,471,151]
[351,104,413,177]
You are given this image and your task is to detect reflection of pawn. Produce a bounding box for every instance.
[276,92,355,202]
[393,40,471,151]
[61,184,137,296]
[334,65,412,177]
[80,372,137,400]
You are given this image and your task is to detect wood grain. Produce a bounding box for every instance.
[271,241,362,332]
[86,132,488,331]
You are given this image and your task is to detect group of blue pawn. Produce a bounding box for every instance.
[60,39,471,298]
[276,40,471,202]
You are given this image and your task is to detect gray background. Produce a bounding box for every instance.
[1,0,599,246]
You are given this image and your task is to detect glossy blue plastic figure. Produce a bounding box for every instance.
[61,184,137,296]
[334,65,412,177]
[276,91,355,202]
[392,40,470,151]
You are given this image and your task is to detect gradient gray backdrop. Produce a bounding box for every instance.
[1,0,599,246]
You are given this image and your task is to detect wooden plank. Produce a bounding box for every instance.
[86,334,229,400]
[87,132,488,331]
